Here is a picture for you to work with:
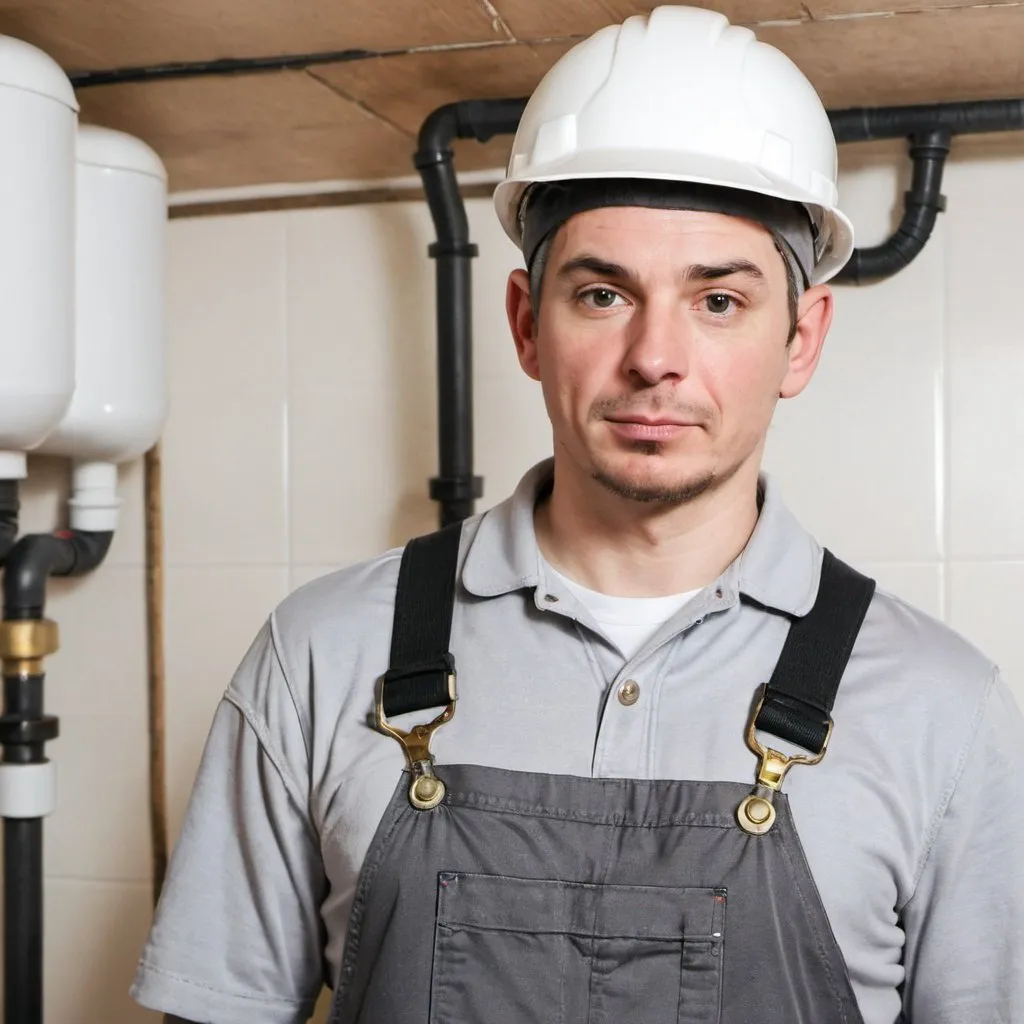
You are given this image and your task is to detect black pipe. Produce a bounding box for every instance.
[5,818,43,1024]
[0,481,18,566]
[829,97,1024,144]
[1,670,55,1024]
[69,47,377,89]
[0,527,111,1023]
[834,129,951,285]
[414,99,528,526]
[413,94,1024,521]
[3,530,114,620]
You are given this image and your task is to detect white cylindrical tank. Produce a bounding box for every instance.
[0,36,78,480]
[39,124,169,464]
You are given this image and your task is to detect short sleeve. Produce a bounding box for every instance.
[131,621,327,1024]
[900,670,1024,1023]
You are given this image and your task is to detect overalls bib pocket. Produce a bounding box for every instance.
[427,872,725,1024]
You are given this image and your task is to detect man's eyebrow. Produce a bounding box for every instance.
[685,259,766,282]
[556,255,639,286]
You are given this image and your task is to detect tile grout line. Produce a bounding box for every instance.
[940,166,953,625]
[282,213,292,574]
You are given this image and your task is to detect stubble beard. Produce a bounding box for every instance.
[591,439,722,506]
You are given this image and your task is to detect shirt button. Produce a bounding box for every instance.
[617,680,640,706]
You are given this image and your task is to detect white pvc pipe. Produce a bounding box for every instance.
[67,459,119,532]
[0,451,27,479]
[0,762,56,818]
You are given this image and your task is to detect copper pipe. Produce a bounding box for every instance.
[144,443,168,905]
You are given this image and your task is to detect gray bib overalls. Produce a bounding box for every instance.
[328,524,876,1024]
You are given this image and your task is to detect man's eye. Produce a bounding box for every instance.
[581,287,623,309]
[704,293,735,314]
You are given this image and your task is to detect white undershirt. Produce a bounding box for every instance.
[544,559,701,660]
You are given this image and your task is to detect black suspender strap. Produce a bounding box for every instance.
[382,529,872,756]
[754,549,876,755]
[381,522,463,719]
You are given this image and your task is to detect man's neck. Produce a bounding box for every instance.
[534,462,761,598]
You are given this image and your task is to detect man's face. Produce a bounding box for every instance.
[508,205,830,507]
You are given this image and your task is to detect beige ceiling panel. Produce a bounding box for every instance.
[313,41,574,136]
[490,0,807,41]
[0,0,504,71]
[758,6,1024,108]
[160,124,418,191]
[77,72,415,191]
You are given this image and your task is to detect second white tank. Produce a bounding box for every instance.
[38,124,169,464]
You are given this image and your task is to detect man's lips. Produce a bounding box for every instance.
[605,415,695,427]
[604,415,700,441]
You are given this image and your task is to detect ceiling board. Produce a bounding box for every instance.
[0,0,1017,196]
[0,0,505,70]
[758,6,1024,108]
[313,41,575,136]
[78,72,415,190]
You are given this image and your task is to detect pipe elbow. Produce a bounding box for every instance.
[3,531,114,620]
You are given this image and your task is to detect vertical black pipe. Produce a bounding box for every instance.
[1,669,51,1024]
[5,818,43,1024]
[414,100,526,526]
[0,480,19,566]
[415,107,483,527]
[0,529,111,1022]
[431,251,478,525]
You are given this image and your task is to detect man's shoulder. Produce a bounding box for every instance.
[269,515,487,658]
[275,546,405,639]
[858,580,999,707]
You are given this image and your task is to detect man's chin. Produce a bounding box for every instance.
[590,464,718,506]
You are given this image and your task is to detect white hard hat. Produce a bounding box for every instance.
[493,5,854,284]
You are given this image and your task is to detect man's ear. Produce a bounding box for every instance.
[507,268,541,382]
[780,284,833,399]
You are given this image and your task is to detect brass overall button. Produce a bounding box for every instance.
[737,795,777,835]
[617,680,640,706]
[409,774,445,810]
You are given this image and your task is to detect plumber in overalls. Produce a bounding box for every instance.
[133,7,1024,1024]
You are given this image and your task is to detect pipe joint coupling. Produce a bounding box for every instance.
[0,619,59,676]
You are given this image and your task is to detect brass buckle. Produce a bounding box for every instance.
[737,689,833,836]
[745,688,832,791]
[375,673,456,810]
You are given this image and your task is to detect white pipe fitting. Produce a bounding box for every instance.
[67,459,119,532]
[0,762,56,818]
[0,451,27,480]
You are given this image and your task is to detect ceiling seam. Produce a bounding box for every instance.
[305,70,414,139]
[474,0,517,41]
[810,0,1024,21]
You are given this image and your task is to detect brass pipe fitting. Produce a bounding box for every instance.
[0,620,60,678]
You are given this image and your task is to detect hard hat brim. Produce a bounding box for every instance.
[493,150,854,285]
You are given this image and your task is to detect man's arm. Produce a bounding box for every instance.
[900,670,1024,1021]
[131,620,327,1023]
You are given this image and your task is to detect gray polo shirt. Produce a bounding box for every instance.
[132,459,1024,1024]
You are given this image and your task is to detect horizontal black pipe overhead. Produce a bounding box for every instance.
[69,47,379,88]
[67,44,538,89]
[830,98,1024,143]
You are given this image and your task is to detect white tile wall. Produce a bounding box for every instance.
[5,134,1024,1022]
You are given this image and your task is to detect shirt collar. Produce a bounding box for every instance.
[461,458,822,616]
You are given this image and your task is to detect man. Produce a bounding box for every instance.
[133,7,1024,1024]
